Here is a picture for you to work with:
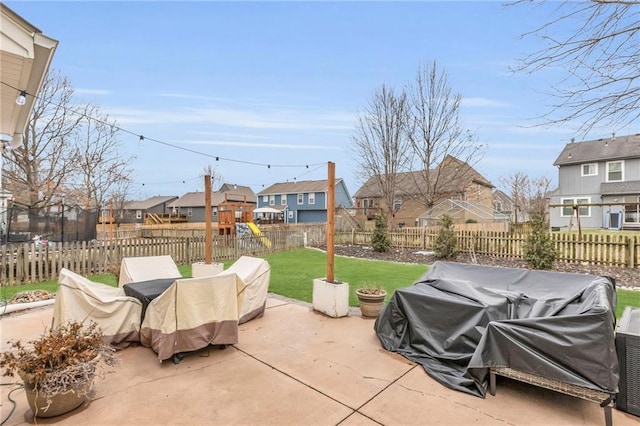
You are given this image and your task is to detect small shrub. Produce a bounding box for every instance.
[433,214,459,259]
[371,215,391,253]
[523,214,557,269]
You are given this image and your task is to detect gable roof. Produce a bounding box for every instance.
[169,190,256,208]
[553,133,640,166]
[217,183,256,201]
[124,196,178,210]
[353,156,492,198]
[257,178,345,196]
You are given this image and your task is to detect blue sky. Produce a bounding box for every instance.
[7,1,630,199]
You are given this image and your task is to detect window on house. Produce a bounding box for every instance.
[187,208,193,217]
[136,210,142,219]
[494,201,502,211]
[308,193,315,204]
[297,193,304,205]
[281,194,287,205]
[581,163,598,176]
[393,197,402,211]
[624,196,640,225]
[561,197,590,217]
[607,161,623,181]
[262,195,268,203]
[269,195,275,206]
[362,199,369,208]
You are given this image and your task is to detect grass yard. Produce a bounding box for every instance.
[260,248,428,306]
[1,248,638,318]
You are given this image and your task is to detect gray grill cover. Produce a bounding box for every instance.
[375,261,619,397]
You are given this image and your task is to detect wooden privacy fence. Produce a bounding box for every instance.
[336,228,640,268]
[1,226,327,286]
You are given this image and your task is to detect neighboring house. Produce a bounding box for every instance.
[169,184,257,223]
[353,156,494,228]
[491,189,530,223]
[119,196,178,224]
[417,199,509,227]
[549,133,640,230]
[256,179,353,224]
[1,5,57,227]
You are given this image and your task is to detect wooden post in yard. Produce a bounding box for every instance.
[327,161,335,283]
[205,175,212,264]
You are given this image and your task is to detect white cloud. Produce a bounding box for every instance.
[109,105,355,131]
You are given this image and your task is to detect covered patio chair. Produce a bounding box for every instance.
[140,274,243,362]
[53,268,143,349]
[118,255,181,287]
[220,256,271,324]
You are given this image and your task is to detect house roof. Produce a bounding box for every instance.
[169,190,256,208]
[217,183,257,202]
[1,4,58,141]
[124,196,178,210]
[601,180,640,195]
[353,156,493,198]
[553,133,640,166]
[257,179,345,196]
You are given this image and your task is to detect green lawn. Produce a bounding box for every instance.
[1,248,638,318]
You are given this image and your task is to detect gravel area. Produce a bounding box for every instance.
[323,244,640,290]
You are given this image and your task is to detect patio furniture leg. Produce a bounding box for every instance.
[489,370,496,396]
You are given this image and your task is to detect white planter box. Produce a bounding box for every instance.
[312,278,349,318]
[192,262,224,278]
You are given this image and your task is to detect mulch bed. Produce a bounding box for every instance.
[322,244,640,290]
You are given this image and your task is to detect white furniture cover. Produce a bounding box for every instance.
[118,255,182,287]
[221,256,271,324]
[53,268,142,349]
[140,274,243,361]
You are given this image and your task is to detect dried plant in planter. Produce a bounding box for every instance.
[0,321,119,416]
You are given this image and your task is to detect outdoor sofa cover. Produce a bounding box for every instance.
[221,255,271,324]
[375,261,619,398]
[118,255,182,287]
[140,274,243,361]
[53,268,143,349]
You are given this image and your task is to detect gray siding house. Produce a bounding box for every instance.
[257,179,353,224]
[168,184,256,223]
[119,196,178,224]
[549,134,640,230]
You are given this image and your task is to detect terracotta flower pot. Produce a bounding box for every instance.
[356,288,387,318]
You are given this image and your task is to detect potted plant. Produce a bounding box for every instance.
[356,285,387,318]
[0,321,119,418]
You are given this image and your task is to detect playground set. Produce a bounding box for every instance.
[217,194,269,245]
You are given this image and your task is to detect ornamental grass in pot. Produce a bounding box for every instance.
[355,285,387,318]
[0,321,119,418]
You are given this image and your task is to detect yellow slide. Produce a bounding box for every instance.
[247,222,272,248]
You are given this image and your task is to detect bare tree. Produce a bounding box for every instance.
[500,172,553,221]
[501,172,531,223]
[68,105,133,209]
[351,84,410,222]
[3,70,82,208]
[3,69,134,221]
[203,165,223,191]
[529,176,552,218]
[405,61,485,209]
[514,0,640,133]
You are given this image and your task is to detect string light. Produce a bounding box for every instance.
[15,90,27,106]
[1,81,328,170]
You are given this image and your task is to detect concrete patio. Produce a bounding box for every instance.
[1,297,637,426]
